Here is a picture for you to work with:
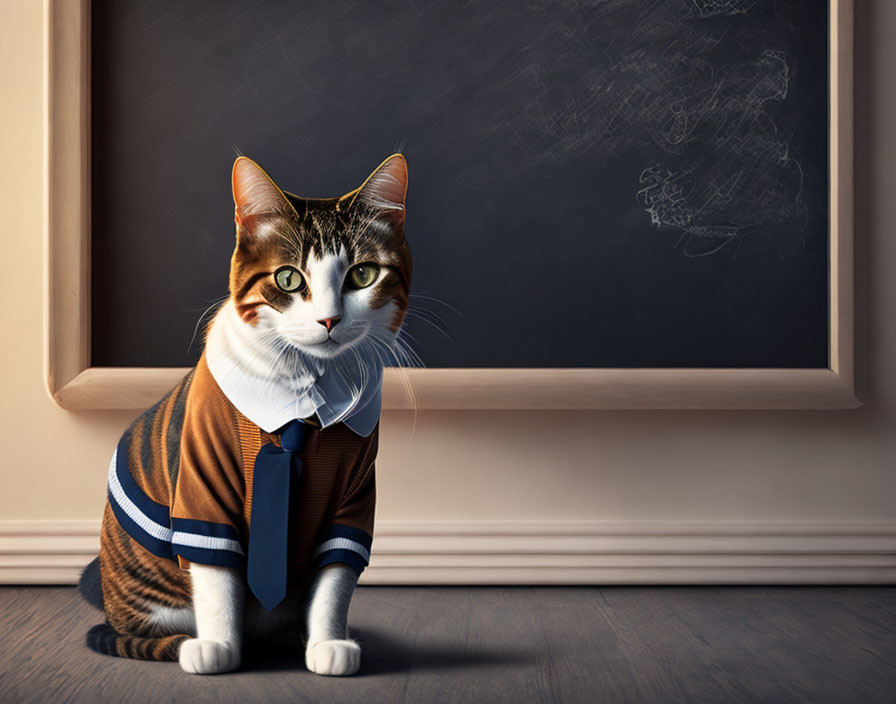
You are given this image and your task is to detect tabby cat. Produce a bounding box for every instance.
[82,154,411,676]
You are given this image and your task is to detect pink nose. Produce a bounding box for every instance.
[317,316,341,332]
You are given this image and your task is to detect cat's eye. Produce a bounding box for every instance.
[347,263,380,289]
[274,266,305,293]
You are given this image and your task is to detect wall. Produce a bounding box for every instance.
[1,0,893,583]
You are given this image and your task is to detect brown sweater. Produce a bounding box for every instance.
[106,352,377,593]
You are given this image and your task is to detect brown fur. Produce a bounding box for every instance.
[86,156,410,662]
[228,157,412,330]
[88,374,195,660]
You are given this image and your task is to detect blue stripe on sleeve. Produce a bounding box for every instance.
[313,548,369,576]
[108,490,175,561]
[311,522,373,576]
[318,523,373,551]
[115,437,171,527]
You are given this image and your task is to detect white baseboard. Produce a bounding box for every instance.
[2,519,895,585]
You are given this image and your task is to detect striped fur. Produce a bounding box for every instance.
[87,376,196,660]
[229,155,412,341]
[86,155,409,667]
[86,624,187,662]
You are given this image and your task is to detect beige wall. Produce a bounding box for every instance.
[1,2,893,537]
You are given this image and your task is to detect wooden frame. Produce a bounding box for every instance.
[44,0,859,411]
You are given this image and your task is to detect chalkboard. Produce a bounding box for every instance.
[91,0,830,369]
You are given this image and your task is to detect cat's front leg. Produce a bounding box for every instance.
[305,563,361,676]
[179,563,244,675]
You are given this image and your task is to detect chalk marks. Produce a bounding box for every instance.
[686,0,759,19]
[633,42,806,257]
[480,1,820,259]
[598,4,810,258]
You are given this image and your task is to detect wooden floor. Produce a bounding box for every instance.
[1,587,895,703]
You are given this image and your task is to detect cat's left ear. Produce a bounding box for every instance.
[346,154,408,235]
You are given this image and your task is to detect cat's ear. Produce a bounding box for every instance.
[347,154,408,234]
[231,157,293,237]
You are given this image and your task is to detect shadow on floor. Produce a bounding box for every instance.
[241,626,536,676]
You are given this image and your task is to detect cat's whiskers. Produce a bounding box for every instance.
[403,308,454,343]
[391,328,427,366]
[360,334,419,433]
[361,330,421,427]
[186,296,230,357]
[408,293,464,317]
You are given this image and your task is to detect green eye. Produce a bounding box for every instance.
[348,264,379,289]
[274,266,304,292]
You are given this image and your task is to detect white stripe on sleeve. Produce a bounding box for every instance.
[311,537,370,563]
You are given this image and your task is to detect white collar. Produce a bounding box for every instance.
[204,302,382,437]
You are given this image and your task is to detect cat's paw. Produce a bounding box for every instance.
[178,638,241,675]
[305,639,361,676]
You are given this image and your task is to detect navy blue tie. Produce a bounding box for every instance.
[247,419,308,611]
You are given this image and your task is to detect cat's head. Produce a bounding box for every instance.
[226,155,412,362]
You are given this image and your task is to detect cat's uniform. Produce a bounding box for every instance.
[102,350,379,611]
[87,154,409,664]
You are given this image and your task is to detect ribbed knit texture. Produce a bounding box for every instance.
[88,351,378,660]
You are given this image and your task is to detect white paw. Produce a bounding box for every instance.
[305,639,361,676]
[178,638,241,675]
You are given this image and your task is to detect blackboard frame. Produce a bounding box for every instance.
[45,0,860,411]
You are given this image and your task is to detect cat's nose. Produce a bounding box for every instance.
[317,316,341,333]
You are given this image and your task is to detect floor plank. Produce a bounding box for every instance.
[1,587,894,703]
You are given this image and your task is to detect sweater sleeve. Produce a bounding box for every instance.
[310,429,378,576]
[170,363,248,570]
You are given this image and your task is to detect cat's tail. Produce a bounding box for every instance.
[81,557,188,661]
[86,623,188,661]
[78,556,103,610]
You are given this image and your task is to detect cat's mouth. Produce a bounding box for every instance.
[268,319,370,360]
[293,331,365,359]
[295,337,339,351]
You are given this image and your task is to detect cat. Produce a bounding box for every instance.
[81,154,412,676]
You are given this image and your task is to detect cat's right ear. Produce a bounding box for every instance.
[231,157,292,240]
